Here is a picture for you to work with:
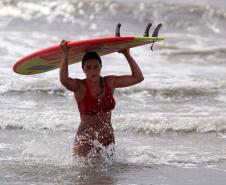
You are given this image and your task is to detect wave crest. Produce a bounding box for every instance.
[1,0,226,34]
[1,109,226,135]
[113,115,226,134]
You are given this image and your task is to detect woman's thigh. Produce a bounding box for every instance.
[73,133,94,157]
[73,132,115,157]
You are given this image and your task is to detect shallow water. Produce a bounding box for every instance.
[1,130,226,185]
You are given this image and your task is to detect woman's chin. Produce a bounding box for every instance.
[88,77,99,82]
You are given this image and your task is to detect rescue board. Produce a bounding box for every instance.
[13,23,164,75]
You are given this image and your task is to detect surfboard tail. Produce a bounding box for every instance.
[151,24,163,51]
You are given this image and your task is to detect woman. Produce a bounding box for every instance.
[60,40,144,157]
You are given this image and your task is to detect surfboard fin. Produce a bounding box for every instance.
[143,23,152,37]
[151,23,162,51]
[115,23,121,37]
[152,24,162,37]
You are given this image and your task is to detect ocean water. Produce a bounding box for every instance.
[1,0,226,184]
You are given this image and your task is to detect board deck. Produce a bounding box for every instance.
[13,36,164,75]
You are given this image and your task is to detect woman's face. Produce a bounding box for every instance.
[83,59,101,82]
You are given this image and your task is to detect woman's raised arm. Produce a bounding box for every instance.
[113,49,144,88]
[59,40,80,92]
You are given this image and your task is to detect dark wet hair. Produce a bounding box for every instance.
[82,52,102,69]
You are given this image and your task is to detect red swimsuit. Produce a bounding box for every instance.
[77,80,115,115]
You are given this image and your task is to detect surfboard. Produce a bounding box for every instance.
[13,24,164,75]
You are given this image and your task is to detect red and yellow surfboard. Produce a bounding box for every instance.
[13,36,164,75]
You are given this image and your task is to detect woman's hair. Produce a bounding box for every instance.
[82,52,102,69]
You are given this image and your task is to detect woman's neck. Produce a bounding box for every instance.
[86,78,104,97]
[86,78,100,87]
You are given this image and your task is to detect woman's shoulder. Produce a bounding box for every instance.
[104,75,117,81]
[103,75,116,89]
[70,78,86,91]
[103,75,114,83]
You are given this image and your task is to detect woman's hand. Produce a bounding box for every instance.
[60,40,69,54]
[118,48,130,56]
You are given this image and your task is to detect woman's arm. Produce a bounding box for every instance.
[113,49,144,88]
[59,40,80,92]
